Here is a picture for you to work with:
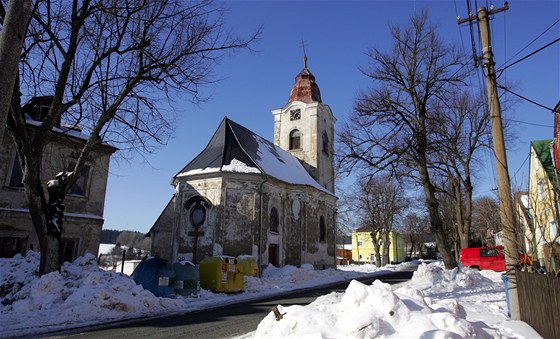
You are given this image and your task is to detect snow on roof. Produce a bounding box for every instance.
[175,117,333,195]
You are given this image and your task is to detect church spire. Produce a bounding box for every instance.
[288,44,322,104]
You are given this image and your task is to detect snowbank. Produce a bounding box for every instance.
[0,253,541,338]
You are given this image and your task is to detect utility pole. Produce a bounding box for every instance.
[458,3,521,320]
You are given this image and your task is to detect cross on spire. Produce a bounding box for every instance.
[299,39,308,68]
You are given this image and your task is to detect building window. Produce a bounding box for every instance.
[67,162,91,197]
[319,216,326,242]
[550,221,557,242]
[289,129,301,150]
[322,131,329,155]
[357,240,363,246]
[8,154,23,188]
[537,178,545,201]
[270,207,279,233]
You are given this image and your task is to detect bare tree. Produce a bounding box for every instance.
[338,10,469,268]
[354,174,407,266]
[432,92,491,251]
[7,0,259,275]
[402,212,430,259]
[0,0,32,143]
[472,195,502,246]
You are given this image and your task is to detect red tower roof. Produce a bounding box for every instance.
[288,55,322,103]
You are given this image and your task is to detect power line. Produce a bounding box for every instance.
[513,152,530,180]
[496,83,555,112]
[499,18,560,69]
[503,118,552,128]
[496,37,560,76]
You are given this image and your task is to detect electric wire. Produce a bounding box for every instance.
[513,153,530,181]
[502,118,552,128]
[496,37,560,77]
[496,83,555,112]
[499,18,560,69]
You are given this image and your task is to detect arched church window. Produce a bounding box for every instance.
[270,207,279,233]
[319,216,326,242]
[322,131,329,155]
[289,129,301,150]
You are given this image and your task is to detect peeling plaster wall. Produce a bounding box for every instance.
[156,173,336,269]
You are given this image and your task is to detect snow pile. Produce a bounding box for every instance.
[0,253,187,334]
[0,252,541,338]
[251,279,483,338]
[245,262,540,339]
[0,252,378,337]
[410,261,494,290]
[243,263,373,293]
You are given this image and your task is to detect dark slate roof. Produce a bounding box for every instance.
[175,117,333,195]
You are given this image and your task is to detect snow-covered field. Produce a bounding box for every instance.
[0,252,541,338]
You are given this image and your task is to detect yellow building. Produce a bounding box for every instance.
[527,140,559,271]
[351,230,405,265]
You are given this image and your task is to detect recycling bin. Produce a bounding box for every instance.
[133,257,175,298]
[199,256,244,293]
[173,261,200,297]
[237,255,259,277]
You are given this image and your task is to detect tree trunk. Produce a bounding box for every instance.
[419,165,457,268]
[382,231,391,265]
[0,0,32,143]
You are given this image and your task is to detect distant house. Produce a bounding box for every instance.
[149,57,338,270]
[527,139,559,270]
[351,228,405,265]
[0,96,116,261]
[336,243,352,265]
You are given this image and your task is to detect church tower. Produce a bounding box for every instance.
[272,55,336,193]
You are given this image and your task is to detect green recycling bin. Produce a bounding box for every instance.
[199,256,243,293]
[172,261,200,297]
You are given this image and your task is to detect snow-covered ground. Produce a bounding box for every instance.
[0,252,541,338]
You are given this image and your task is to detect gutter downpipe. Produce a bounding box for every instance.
[170,181,179,263]
[259,176,269,277]
[548,143,559,272]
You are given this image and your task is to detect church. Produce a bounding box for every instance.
[148,56,337,270]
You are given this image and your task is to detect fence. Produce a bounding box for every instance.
[515,270,560,338]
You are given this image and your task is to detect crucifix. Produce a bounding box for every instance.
[188,201,206,264]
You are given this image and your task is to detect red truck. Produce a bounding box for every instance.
[459,246,505,271]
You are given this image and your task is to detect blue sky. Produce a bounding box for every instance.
[102,0,560,233]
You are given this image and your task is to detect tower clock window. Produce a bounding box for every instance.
[290,108,301,121]
[289,129,301,150]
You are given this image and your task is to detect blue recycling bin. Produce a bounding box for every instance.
[133,257,175,298]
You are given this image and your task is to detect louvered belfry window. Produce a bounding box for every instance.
[289,129,301,150]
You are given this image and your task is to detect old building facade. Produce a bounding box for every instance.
[0,97,116,260]
[150,58,337,269]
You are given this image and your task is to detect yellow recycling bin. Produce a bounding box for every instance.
[199,256,244,293]
[237,255,259,277]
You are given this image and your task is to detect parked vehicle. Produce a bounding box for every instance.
[459,246,505,271]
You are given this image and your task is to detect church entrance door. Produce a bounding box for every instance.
[268,244,278,266]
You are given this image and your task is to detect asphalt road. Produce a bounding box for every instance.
[43,269,415,339]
